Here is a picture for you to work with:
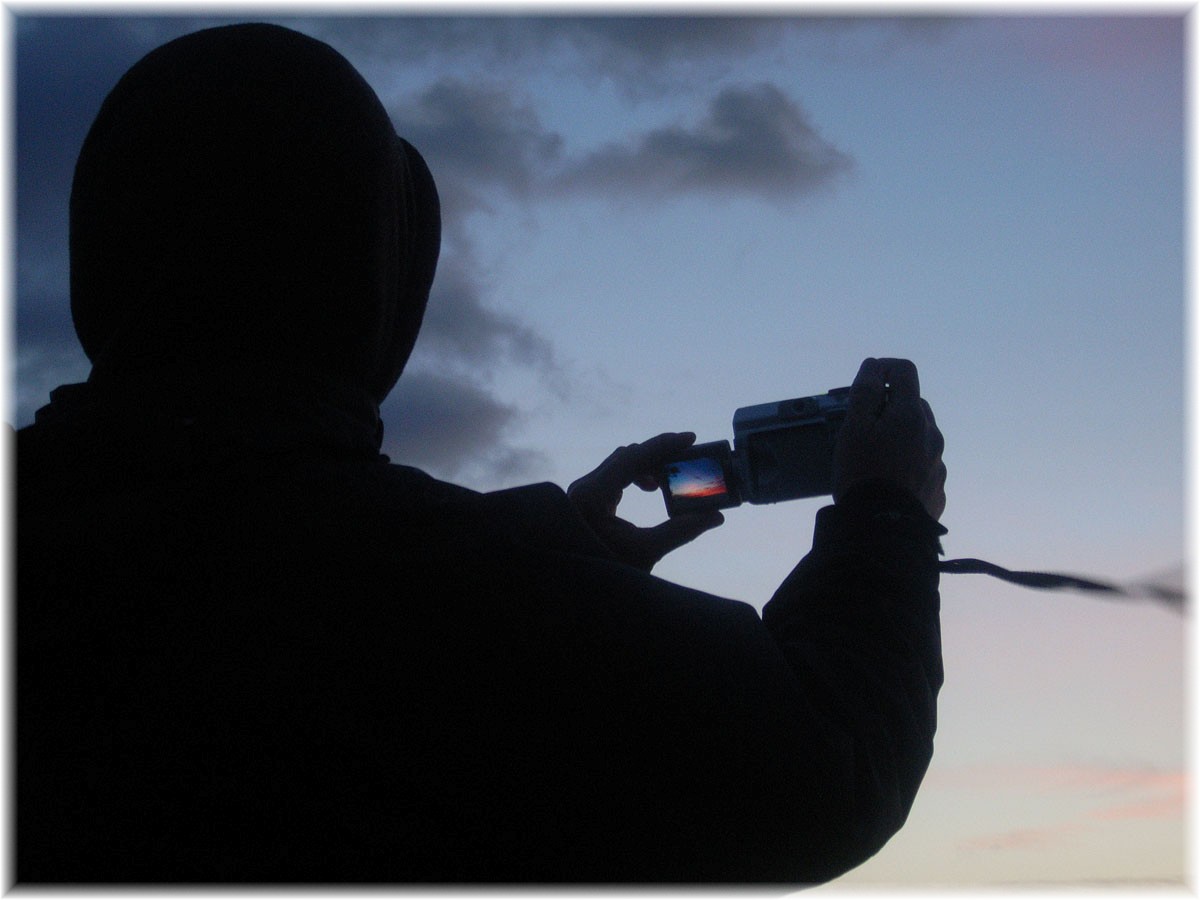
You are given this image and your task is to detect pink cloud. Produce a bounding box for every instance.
[937,763,1185,853]
[1089,781,1185,823]
[959,822,1082,853]
[929,762,1184,798]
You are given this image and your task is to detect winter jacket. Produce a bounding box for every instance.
[16,22,943,883]
[17,378,943,883]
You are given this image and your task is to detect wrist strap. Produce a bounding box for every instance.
[939,557,1184,608]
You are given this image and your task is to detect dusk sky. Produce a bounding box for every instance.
[11,8,1187,887]
[667,455,729,498]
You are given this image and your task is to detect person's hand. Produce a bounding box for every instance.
[568,432,726,572]
[832,358,947,520]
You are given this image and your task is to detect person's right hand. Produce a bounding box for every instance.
[567,432,725,572]
[831,358,947,521]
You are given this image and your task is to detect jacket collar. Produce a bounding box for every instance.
[31,367,385,474]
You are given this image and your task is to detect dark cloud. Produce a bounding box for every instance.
[561,17,774,62]
[16,292,75,349]
[13,292,90,425]
[12,293,86,425]
[554,15,962,74]
[390,78,564,235]
[415,258,556,376]
[8,16,570,484]
[390,76,850,212]
[380,369,546,484]
[554,83,852,199]
[397,79,563,193]
[317,16,961,97]
[390,254,571,484]
[13,345,90,427]
[10,14,859,475]
[537,17,792,97]
[312,15,780,77]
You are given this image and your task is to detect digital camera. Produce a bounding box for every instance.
[660,387,851,517]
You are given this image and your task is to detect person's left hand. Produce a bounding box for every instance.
[568,432,725,572]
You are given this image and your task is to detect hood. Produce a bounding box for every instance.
[69,22,440,406]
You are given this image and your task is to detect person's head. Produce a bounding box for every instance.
[69,23,440,403]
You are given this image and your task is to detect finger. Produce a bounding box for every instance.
[925,460,948,520]
[567,447,625,505]
[920,398,938,426]
[638,510,725,563]
[575,432,697,499]
[846,358,885,422]
[877,358,920,402]
[920,400,945,458]
[633,432,698,465]
[634,473,661,492]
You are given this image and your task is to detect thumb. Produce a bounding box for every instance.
[641,510,725,563]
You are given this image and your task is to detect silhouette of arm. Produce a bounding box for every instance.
[761,478,944,877]
[567,431,724,571]
[466,472,942,882]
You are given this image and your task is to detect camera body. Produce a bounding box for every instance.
[660,387,851,517]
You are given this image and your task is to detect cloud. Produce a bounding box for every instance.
[958,822,1082,853]
[553,83,852,199]
[13,345,91,428]
[10,15,857,474]
[376,70,858,504]
[16,291,75,350]
[380,369,546,485]
[390,253,571,484]
[319,16,961,98]
[12,294,89,426]
[389,78,565,239]
[930,762,1185,796]
[1089,792,1184,823]
[415,257,557,377]
[529,17,784,95]
[9,17,573,482]
[395,78,564,196]
[928,763,1185,855]
[317,16,783,88]
[390,72,853,208]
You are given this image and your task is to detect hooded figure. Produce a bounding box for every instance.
[71,22,439,408]
[17,23,944,885]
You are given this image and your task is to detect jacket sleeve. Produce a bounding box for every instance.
[760,479,945,876]
[451,475,944,882]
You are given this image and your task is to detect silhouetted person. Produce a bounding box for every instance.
[17,23,947,884]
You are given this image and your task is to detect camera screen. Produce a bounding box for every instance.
[665,456,730,501]
[660,440,741,516]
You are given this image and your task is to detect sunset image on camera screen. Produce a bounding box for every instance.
[667,457,728,499]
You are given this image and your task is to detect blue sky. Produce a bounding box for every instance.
[11,10,1187,886]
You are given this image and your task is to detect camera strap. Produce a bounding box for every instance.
[938,557,1184,607]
